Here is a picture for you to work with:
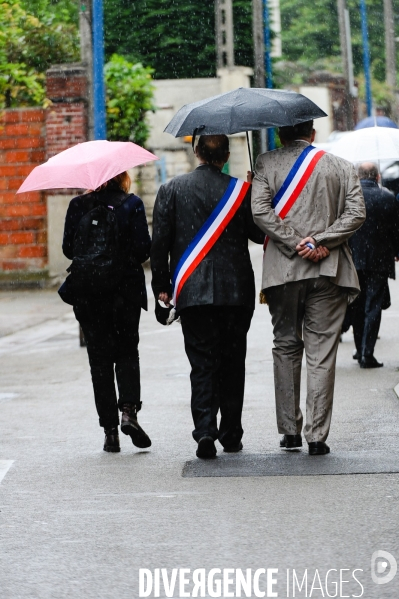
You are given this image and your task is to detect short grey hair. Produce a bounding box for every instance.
[358,162,379,181]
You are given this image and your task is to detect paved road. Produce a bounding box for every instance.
[1,247,399,598]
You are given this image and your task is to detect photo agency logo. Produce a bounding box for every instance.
[371,550,398,586]
[137,554,398,597]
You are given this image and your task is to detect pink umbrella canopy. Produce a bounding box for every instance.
[17,140,158,194]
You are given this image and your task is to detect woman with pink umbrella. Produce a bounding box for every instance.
[18,140,158,453]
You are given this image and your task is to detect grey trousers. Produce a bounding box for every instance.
[267,278,348,443]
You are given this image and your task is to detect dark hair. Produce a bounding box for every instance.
[196,134,229,164]
[278,120,314,142]
[358,163,379,181]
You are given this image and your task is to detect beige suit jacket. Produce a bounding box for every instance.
[251,141,366,301]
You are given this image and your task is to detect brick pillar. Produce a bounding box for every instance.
[46,63,88,160]
[0,109,47,273]
[45,63,89,277]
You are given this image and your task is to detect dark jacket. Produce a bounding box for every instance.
[151,164,264,312]
[60,183,151,308]
[349,180,399,279]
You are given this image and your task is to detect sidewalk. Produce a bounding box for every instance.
[1,247,399,598]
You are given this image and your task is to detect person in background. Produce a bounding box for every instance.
[60,171,152,453]
[348,162,399,368]
[151,135,264,459]
[251,120,365,455]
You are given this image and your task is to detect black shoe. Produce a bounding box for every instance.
[121,404,152,449]
[223,442,243,453]
[103,428,120,453]
[360,356,383,369]
[280,434,302,449]
[196,436,217,459]
[353,350,360,361]
[308,441,330,455]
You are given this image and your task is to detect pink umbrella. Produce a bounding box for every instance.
[17,140,158,194]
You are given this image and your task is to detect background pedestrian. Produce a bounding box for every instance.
[348,162,399,368]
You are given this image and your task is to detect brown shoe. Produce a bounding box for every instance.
[120,404,152,449]
[103,428,120,453]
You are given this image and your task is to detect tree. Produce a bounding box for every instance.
[279,0,393,83]
[103,0,399,87]
[0,0,79,108]
[103,0,254,79]
[105,54,155,145]
[21,0,79,26]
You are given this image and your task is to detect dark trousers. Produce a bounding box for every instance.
[74,295,141,430]
[179,305,253,447]
[351,270,388,358]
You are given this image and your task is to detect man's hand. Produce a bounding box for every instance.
[295,237,330,263]
[158,292,172,306]
[316,246,330,260]
[296,237,318,260]
[247,170,254,183]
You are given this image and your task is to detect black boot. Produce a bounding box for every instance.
[103,428,120,453]
[121,404,152,449]
[360,356,383,368]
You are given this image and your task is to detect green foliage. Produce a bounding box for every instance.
[279,0,399,84]
[103,0,399,94]
[0,63,45,107]
[21,0,79,25]
[105,54,155,145]
[356,73,396,115]
[103,0,215,79]
[103,0,253,79]
[0,0,79,107]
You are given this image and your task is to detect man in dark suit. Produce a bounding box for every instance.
[151,135,264,459]
[349,162,399,368]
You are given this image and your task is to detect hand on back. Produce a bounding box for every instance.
[295,237,330,263]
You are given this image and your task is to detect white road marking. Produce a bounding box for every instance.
[0,460,14,484]
[0,393,19,403]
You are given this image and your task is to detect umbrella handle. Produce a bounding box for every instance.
[246,131,253,173]
[192,126,205,153]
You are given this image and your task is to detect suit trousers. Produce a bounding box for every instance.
[267,278,347,443]
[179,305,253,447]
[351,270,388,358]
[74,295,141,430]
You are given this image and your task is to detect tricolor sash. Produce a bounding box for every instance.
[264,144,326,250]
[172,177,250,308]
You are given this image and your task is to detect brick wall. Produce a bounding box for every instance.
[46,64,88,160]
[0,63,88,278]
[0,108,47,272]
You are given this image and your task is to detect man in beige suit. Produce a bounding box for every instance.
[251,120,366,455]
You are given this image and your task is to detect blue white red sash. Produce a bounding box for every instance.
[172,177,250,307]
[264,144,326,250]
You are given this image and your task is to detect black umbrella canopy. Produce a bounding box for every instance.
[164,87,328,137]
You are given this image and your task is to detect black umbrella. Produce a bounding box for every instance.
[164,87,327,169]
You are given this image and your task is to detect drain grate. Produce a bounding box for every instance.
[183,451,399,477]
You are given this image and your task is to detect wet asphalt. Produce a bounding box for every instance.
[1,245,399,598]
